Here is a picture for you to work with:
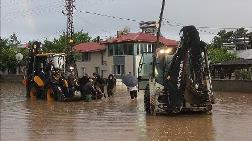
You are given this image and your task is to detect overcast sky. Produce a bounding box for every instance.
[1,0,252,43]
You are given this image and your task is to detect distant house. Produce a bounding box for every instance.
[215,36,252,80]
[74,32,178,78]
[74,42,106,77]
[104,32,178,78]
[223,36,252,59]
[211,58,252,80]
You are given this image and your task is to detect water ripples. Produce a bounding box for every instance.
[1,83,252,141]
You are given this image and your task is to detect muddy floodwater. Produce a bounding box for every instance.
[1,82,252,141]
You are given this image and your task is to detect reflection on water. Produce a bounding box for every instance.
[1,82,252,141]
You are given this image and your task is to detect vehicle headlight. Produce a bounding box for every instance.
[158,48,172,54]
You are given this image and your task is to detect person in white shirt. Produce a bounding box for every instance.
[127,85,138,100]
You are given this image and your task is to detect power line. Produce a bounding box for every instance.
[77,10,217,35]
[78,10,145,23]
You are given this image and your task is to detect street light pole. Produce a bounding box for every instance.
[152,0,166,79]
[64,0,75,53]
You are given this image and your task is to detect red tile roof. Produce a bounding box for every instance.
[105,32,178,46]
[73,42,105,53]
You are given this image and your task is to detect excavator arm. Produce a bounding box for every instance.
[164,26,212,112]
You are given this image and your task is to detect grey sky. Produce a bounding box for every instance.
[1,0,252,43]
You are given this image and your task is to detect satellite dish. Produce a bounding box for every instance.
[16,53,23,61]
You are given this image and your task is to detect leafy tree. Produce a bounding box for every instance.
[0,35,28,73]
[218,30,233,43]
[207,46,237,64]
[43,31,91,53]
[211,28,251,48]
[212,36,222,48]
[233,28,248,38]
[73,30,91,44]
[9,33,20,47]
[0,38,18,72]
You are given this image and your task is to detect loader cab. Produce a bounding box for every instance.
[138,47,176,89]
[30,53,66,75]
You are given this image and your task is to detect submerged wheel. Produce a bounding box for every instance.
[46,86,66,102]
[29,85,37,99]
[46,88,55,101]
[144,84,151,114]
[204,104,213,114]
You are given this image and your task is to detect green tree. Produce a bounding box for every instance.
[233,28,248,38]
[0,35,28,73]
[0,38,18,72]
[217,30,233,43]
[9,33,21,47]
[43,31,91,53]
[207,47,237,64]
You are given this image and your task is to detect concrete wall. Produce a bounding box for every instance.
[76,51,108,78]
[212,79,252,93]
[125,55,134,75]
[135,55,141,77]
[0,75,24,82]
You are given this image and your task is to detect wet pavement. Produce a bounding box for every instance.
[0,82,252,141]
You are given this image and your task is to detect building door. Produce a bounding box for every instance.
[114,65,125,76]
[81,67,86,77]
[101,70,107,78]
[113,56,125,78]
[95,67,100,75]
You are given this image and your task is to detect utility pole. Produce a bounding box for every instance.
[63,0,79,78]
[64,0,75,52]
[152,0,166,78]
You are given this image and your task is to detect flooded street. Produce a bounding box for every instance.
[1,82,252,141]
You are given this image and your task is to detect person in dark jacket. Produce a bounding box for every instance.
[79,74,90,98]
[107,74,116,97]
[93,73,106,98]
[82,78,100,101]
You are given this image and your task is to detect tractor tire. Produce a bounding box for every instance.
[29,84,38,100]
[46,88,55,101]
[56,88,66,102]
[144,84,151,114]
[28,83,46,100]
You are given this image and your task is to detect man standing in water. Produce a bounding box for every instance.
[107,74,116,97]
[93,72,106,98]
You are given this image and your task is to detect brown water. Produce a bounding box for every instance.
[0,82,252,141]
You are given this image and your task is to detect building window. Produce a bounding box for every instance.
[137,44,140,55]
[118,44,124,55]
[114,65,125,75]
[123,44,129,55]
[114,44,119,55]
[82,52,91,62]
[123,43,134,55]
[147,44,153,52]
[95,67,100,75]
[82,67,86,76]
[101,52,105,65]
[127,43,134,55]
[140,43,147,53]
[109,43,134,56]
[108,45,114,56]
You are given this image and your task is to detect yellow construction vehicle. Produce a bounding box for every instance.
[24,41,82,101]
